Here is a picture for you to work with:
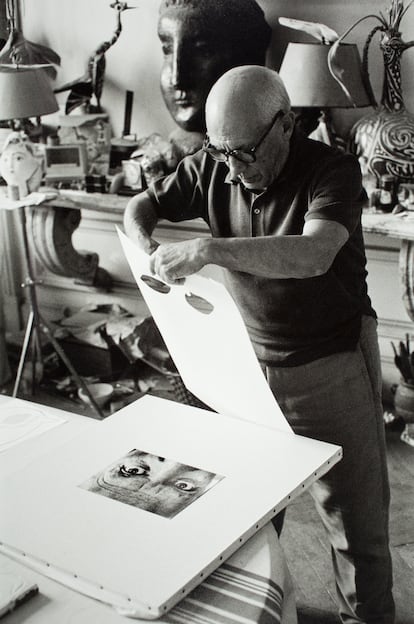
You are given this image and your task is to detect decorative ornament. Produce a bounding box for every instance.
[330,1,414,184]
[54,2,136,114]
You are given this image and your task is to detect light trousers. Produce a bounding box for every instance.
[264,316,395,623]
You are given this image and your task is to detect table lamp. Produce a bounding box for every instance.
[0,64,104,416]
[0,64,58,125]
[279,42,371,145]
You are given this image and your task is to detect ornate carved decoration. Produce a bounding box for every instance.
[26,205,112,290]
[400,240,414,322]
[350,2,414,184]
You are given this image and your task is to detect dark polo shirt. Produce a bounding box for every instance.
[148,132,375,366]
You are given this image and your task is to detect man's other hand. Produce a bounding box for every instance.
[149,239,207,283]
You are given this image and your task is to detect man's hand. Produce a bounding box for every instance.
[149,238,207,283]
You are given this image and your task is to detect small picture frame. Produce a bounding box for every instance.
[44,144,88,182]
[57,114,112,176]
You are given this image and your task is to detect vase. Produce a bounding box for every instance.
[350,26,414,184]
[394,380,414,423]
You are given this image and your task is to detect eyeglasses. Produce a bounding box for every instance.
[203,110,285,164]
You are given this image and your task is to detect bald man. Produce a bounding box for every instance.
[124,66,394,624]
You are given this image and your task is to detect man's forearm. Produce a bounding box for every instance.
[202,236,316,278]
[123,191,160,253]
[202,220,347,279]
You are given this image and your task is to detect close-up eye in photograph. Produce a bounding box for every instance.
[79,448,223,519]
[1,0,413,622]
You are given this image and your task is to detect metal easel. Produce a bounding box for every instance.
[12,203,105,418]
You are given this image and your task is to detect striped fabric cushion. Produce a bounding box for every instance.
[164,563,284,624]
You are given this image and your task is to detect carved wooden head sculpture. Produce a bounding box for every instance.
[158,0,271,133]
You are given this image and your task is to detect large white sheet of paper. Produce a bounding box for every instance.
[118,229,291,433]
[0,399,66,453]
[0,395,341,619]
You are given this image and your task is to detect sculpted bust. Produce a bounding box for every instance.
[125,0,271,186]
[157,0,271,158]
[0,132,43,200]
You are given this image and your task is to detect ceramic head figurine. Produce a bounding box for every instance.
[0,132,43,200]
[157,0,271,135]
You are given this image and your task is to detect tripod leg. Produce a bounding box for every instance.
[39,319,105,419]
[29,325,44,396]
[15,205,104,418]
[12,310,35,398]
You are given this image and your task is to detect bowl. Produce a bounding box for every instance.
[78,383,113,408]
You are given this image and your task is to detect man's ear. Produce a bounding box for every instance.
[282,111,296,138]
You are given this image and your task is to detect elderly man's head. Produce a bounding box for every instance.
[204,66,295,192]
[158,0,271,133]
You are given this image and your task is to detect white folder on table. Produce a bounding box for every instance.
[0,231,342,619]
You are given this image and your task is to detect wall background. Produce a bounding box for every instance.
[18,0,414,141]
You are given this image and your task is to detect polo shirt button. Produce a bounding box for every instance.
[253,208,261,215]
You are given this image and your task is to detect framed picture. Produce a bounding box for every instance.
[57,114,112,176]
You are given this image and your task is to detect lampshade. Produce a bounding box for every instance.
[279,43,370,108]
[0,65,59,121]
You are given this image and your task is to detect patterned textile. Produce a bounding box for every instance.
[165,563,284,624]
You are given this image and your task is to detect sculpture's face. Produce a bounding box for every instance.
[0,141,38,187]
[158,8,237,133]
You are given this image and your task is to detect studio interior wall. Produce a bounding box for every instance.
[18,0,414,142]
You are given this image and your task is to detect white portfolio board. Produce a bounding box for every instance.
[0,230,343,619]
[0,395,341,619]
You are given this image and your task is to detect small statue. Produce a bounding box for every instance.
[0,132,43,200]
[54,2,135,114]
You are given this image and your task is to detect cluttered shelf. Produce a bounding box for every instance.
[0,185,212,297]
[41,188,210,235]
[4,184,413,240]
[362,208,414,241]
[45,189,414,241]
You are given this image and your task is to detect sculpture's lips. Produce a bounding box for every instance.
[173,91,195,105]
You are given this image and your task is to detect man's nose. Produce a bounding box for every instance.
[147,465,181,488]
[227,155,248,180]
[139,482,164,496]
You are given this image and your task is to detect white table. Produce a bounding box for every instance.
[0,396,297,624]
